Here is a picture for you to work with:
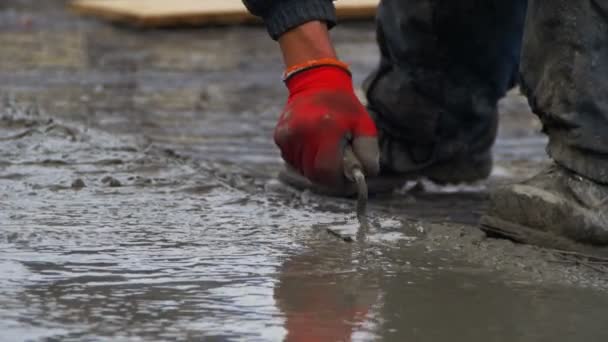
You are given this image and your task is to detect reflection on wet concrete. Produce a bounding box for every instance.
[1,1,608,341]
[277,238,608,342]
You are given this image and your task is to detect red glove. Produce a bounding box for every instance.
[274,61,380,187]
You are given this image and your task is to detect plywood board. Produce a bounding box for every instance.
[70,0,379,27]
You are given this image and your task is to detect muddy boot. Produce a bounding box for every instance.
[481,164,608,256]
[278,164,402,197]
[364,0,527,186]
[481,0,608,257]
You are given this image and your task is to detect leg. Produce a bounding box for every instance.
[365,0,528,181]
[483,0,608,251]
[521,0,608,183]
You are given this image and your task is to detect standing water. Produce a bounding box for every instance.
[1,1,607,341]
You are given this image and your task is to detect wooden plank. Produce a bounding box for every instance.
[70,0,379,27]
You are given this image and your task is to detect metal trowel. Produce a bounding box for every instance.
[342,145,370,230]
[278,145,372,241]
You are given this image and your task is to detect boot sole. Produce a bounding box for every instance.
[480,215,608,260]
[278,166,407,197]
[278,153,491,198]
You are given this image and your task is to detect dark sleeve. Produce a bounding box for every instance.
[243,0,337,40]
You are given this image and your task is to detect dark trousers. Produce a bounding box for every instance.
[366,0,608,183]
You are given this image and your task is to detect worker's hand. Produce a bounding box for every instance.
[274,64,380,187]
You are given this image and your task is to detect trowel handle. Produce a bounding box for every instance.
[343,145,369,228]
[343,145,363,181]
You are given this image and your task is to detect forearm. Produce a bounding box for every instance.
[243,0,337,40]
[278,21,337,68]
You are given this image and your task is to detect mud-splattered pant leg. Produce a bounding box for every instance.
[521,0,608,183]
[365,0,528,173]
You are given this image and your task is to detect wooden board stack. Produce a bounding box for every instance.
[70,0,379,27]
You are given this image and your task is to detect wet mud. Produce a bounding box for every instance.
[1,1,608,341]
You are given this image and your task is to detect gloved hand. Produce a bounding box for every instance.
[274,62,380,188]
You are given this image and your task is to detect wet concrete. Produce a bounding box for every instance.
[1,1,608,341]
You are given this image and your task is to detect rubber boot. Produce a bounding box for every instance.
[482,164,608,257]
